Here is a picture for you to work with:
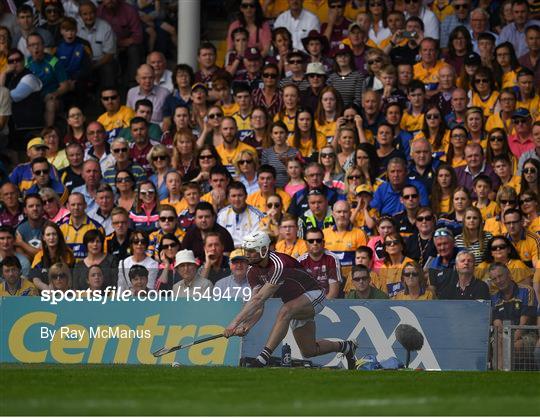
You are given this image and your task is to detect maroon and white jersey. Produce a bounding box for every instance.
[297,251,342,295]
[247,251,321,303]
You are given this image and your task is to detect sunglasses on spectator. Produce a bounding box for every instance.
[499,199,516,205]
[161,243,178,250]
[520,197,535,204]
[116,177,132,183]
[208,112,223,119]
[43,197,56,205]
[353,275,370,282]
[153,155,168,161]
[33,170,48,176]
[454,4,468,9]
[402,193,418,200]
[51,273,67,280]
[267,203,281,209]
[523,167,537,174]
[140,190,155,196]
[451,134,467,139]
[238,159,253,165]
[425,113,440,120]
[199,154,215,160]
[404,0,419,3]
[7,57,22,64]
[474,78,488,84]
[512,118,529,125]
[112,147,128,154]
[403,271,419,278]
[101,95,118,101]
[491,244,508,251]
[160,216,176,222]
[240,3,256,8]
[416,215,433,222]
[321,152,335,158]
[308,74,324,78]
[263,73,278,79]
[307,238,323,244]
[368,58,382,65]
[384,239,401,247]
[489,135,504,142]
[434,228,452,238]
[132,239,146,245]
[348,175,361,180]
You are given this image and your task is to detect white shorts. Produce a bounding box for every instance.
[289,289,326,331]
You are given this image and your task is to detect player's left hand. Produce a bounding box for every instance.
[234,326,248,337]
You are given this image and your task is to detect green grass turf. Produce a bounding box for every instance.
[1,364,539,416]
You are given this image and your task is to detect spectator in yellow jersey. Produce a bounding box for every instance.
[247,164,291,214]
[346,264,388,299]
[393,260,435,300]
[516,68,540,118]
[413,37,446,97]
[323,200,368,276]
[469,66,500,118]
[493,155,521,195]
[148,205,184,259]
[232,84,254,141]
[215,117,257,176]
[59,192,104,261]
[289,108,326,159]
[504,208,540,267]
[401,80,426,133]
[377,231,414,297]
[431,163,457,215]
[475,235,533,291]
[314,86,343,144]
[96,86,135,138]
[519,190,540,234]
[472,175,499,221]
[0,256,37,296]
[275,213,308,258]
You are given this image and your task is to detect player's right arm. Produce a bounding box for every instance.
[224,282,279,337]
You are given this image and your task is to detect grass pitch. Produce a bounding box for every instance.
[1,364,539,416]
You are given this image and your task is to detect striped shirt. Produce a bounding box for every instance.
[327,71,364,107]
[260,146,300,188]
[454,232,493,266]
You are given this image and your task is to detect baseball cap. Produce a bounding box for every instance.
[434,227,454,239]
[355,184,373,195]
[244,47,261,61]
[512,108,531,119]
[27,137,49,151]
[305,62,326,76]
[307,188,324,197]
[174,249,197,268]
[191,82,208,92]
[230,249,247,262]
[331,43,352,58]
[464,52,481,66]
[348,22,363,32]
[287,49,308,61]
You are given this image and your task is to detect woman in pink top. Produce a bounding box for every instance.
[368,216,398,272]
[226,0,272,57]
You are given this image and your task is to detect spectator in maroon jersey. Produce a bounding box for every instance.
[321,0,351,49]
[298,227,342,298]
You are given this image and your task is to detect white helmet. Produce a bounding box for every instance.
[242,231,271,259]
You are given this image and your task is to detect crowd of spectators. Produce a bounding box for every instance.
[0,0,538,367]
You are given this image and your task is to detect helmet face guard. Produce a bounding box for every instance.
[242,232,271,260]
